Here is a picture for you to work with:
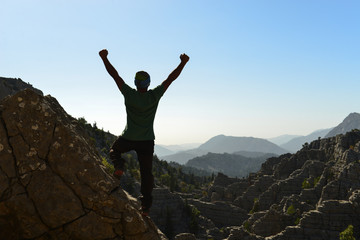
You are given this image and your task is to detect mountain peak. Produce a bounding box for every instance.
[325,112,360,138]
[199,135,288,155]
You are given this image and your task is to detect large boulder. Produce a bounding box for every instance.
[0,89,166,240]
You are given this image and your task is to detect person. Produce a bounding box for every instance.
[99,49,189,216]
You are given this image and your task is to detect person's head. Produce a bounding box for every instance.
[134,71,150,91]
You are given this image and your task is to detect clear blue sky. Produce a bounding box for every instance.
[1,0,359,145]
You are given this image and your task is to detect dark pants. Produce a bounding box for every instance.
[110,137,154,209]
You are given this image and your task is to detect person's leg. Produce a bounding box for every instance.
[135,140,154,215]
[110,137,132,179]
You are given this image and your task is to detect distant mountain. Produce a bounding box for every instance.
[280,128,332,153]
[168,161,212,177]
[325,112,360,138]
[233,151,277,159]
[267,134,301,146]
[186,152,271,178]
[0,77,43,100]
[159,143,201,152]
[155,143,202,157]
[160,149,209,165]
[154,145,175,157]
[198,135,289,155]
[161,135,288,164]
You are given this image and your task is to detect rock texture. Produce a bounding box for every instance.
[0,89,166,240]
[150,188,192,238]
[184,130,360,240]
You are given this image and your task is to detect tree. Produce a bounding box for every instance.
[339,225,355,240]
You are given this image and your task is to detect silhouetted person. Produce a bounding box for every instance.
[99,49,189,216]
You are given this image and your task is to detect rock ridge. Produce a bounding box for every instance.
[0,89,166,239]
[191,130,360,239]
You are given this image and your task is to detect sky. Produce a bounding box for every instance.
[1,0,359,145]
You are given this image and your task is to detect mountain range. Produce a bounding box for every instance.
[159,135,287,165]
[158,113,360,168]
[279,128,333,153]
[186,152,276,178]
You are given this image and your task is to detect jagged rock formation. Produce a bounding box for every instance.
[0,89,166,240]
[139,127,360,240]
[200,130,360,240]
[151,188,191,237]
[0,77,43,101]
[150,188,223,240]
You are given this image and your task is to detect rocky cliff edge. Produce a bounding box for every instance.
[0,89,166,240]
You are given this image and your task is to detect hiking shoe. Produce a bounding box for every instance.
[113,169,124,180]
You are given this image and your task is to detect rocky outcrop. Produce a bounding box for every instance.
[187,199,248,228]
[150,188,192,238]
[192,130,360,240]
[0,77,43,101]
[0,89,166,239]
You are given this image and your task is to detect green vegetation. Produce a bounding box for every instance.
[286,204,296,215]
[249,198,259,214]
[101,157,114,174]
[186,152,274,178]
[77,117,116,159]
[313,176,321,186]
[185,200,200,234]
[302,176,321,189]
[243,221,251,232]
[294,217,300,225]
[302,142,309,149]
[302,178,312,189]
[153,155,213,193]
[339,225,355,240]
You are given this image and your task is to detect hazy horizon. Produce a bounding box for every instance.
[2,1,359,145]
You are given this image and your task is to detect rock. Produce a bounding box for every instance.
[213,172,239,187]
[0,77,43,101]
[174,233,197,240]
[258,160,325,211]
[251,207,293,237]
[269,199,360,240]
[0,89,166,240]
[150,188,191,237]
[222,131,360,239]
[234,175,275,211]
[349,189,360,212]
[188,199,248,228]
[225,226,263,240]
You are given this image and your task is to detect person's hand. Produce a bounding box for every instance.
[180,53,189,63]
[99,49,108,59]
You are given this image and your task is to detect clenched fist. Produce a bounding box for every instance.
[99,49,108,59]
[180,53,189,63]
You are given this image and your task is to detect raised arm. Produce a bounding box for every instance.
[99,49,125,91]
[162,53,190,91]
